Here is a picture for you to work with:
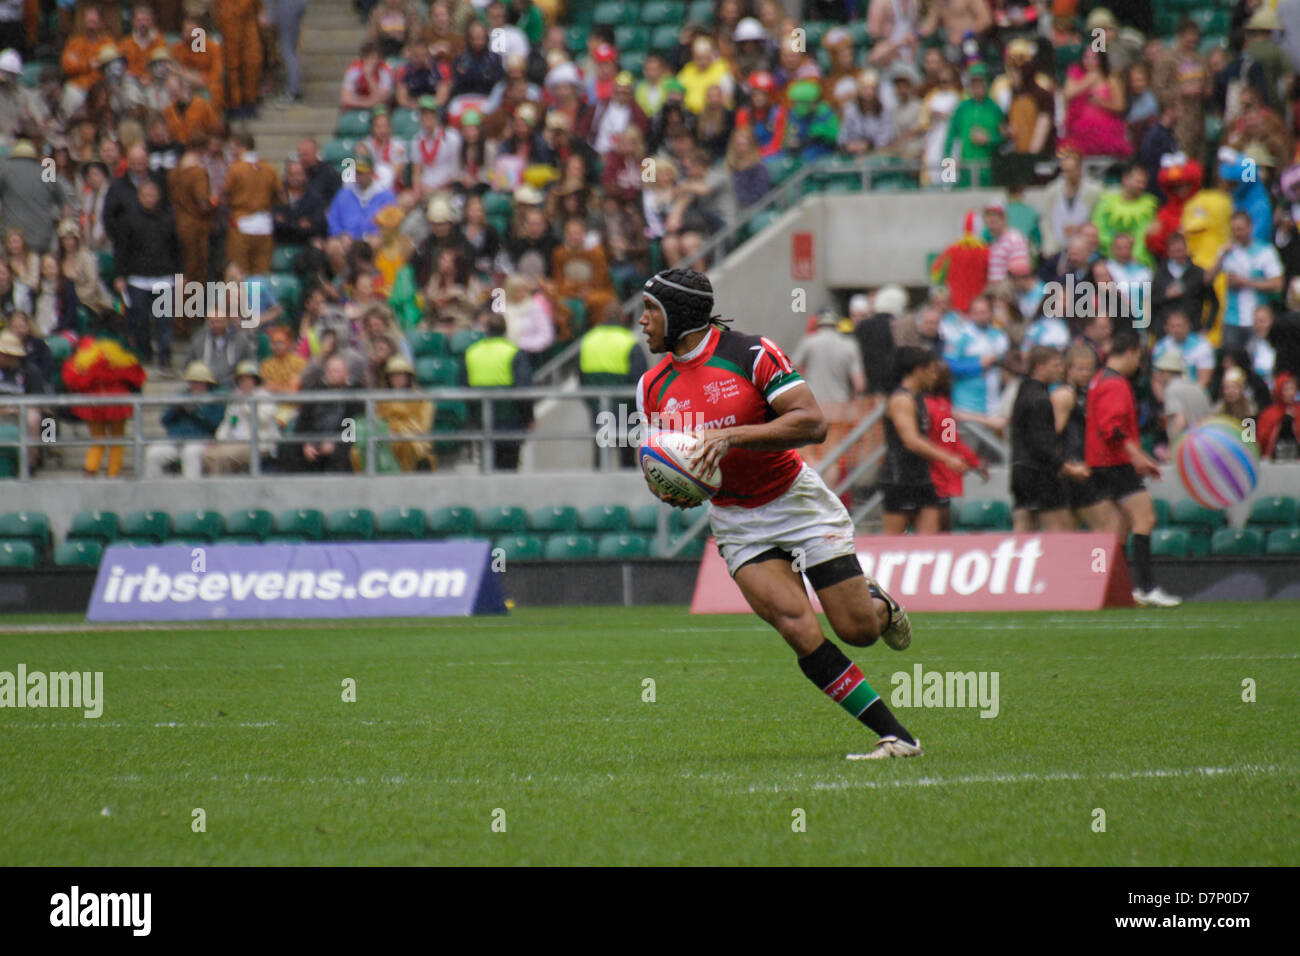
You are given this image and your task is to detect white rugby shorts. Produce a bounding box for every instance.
[709,463,858,576]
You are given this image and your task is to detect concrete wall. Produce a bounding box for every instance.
[708,200,829,353]
[708,187,1038,352]
[821,188,1011,289]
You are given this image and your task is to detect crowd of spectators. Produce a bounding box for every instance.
[3,0,1300,484]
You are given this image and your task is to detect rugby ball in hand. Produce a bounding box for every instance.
[640,430,723,503]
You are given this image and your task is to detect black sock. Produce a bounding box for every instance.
[1133,533,1153,592]
[798,640,915,744]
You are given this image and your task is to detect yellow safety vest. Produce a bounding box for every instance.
[464,337,518,387]
[579,325,637,377]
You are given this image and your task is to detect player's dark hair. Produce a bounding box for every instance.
[1111,328,1141,356]
[892,346,937,388]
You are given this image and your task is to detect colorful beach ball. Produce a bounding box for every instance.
[1174,417,1259,510]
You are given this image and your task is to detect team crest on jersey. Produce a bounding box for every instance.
[663,397,690,417]
[703,382,721,404]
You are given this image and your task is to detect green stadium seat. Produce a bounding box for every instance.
[322,138,357,168]
[68,510,120,543]
[1152,498,1171,528]
[651,534,706,558]
[0,512,50,550]
[1186,530,1210,558]
[271,244,304,274]
[54,539,104,567]
[450,329,484,355]
[849,20,871,48]
[529,505,578,534]
[565,24,590,52]
[325,508,375,541]
[650,24,681,53]
[597,533,649,558]
[579,504,630,532]
[629,504,670,535]
[416,356,459,387]
[275,508,325,540]
[409,330,447,358]
[482,190,513,218]
[266,274,302,319]
[428,506,474,537]
[494,534,545,561]
[391,108,420,139]
[639,0,684,25]
[592,1,625,27]
[1170,500,1227,535]
[47,336,73,364]
[1149,528,1190,559]
[613,25,649,52]
[121,510,171,544]
[1265,528,1300,555]
[97,250,115,282]
[477,506,527,536]
[803,21,831,48]
[686,0,713,23]
[265,534,308,544]
[21,61,43,89]
[434,401,468,430]
[766,154,800,186]
[223,508,274,542]
[0,540,36,568]
[336,109,372,138]
[1246,496,1299,530]
[170,510,222,542]
[954,500,1012,531]
[619,50,646,76]
[1210,528,1265,557]
[544,533,597,559]
[376,507,427,539]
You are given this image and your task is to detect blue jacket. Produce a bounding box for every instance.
[326,183,398,239]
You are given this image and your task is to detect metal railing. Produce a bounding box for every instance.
[0,386,645,479]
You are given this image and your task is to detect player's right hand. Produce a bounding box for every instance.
[1135,456,1161,479]
[643,474,701,510]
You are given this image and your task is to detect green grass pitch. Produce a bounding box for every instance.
[1,602,1296,865]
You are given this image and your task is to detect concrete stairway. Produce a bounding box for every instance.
[244,0,362,166]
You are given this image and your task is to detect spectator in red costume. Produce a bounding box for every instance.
[1147,154,1202,261]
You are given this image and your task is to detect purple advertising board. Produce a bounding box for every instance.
[86,542,507,621]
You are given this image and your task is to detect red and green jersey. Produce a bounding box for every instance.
[636,326,806,508]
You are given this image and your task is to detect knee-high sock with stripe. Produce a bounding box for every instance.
[798,640,915,745]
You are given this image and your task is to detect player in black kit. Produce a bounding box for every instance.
[881,347,973,534]
[1010,346,1092,531]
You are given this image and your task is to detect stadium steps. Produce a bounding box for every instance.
[32,375,187,480]
[244,0,363,167]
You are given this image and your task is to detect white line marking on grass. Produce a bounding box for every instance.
[743,763,1296,794]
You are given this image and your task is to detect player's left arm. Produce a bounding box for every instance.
[691,382,827,474]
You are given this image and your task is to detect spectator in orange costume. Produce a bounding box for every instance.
[212,0,266,118]
[121,4,167,80]
[170,12,225,114]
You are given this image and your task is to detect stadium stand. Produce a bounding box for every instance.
[0,0,1294,578]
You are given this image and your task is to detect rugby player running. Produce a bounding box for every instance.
[637,269,922,759]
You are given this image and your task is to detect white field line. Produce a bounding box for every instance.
[746,763,1297,794]
[77,763,1297,793]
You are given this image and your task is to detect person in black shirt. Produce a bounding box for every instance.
[1150,231,1216,335]
[881,347,971,534]
[1011,346,1091,531]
